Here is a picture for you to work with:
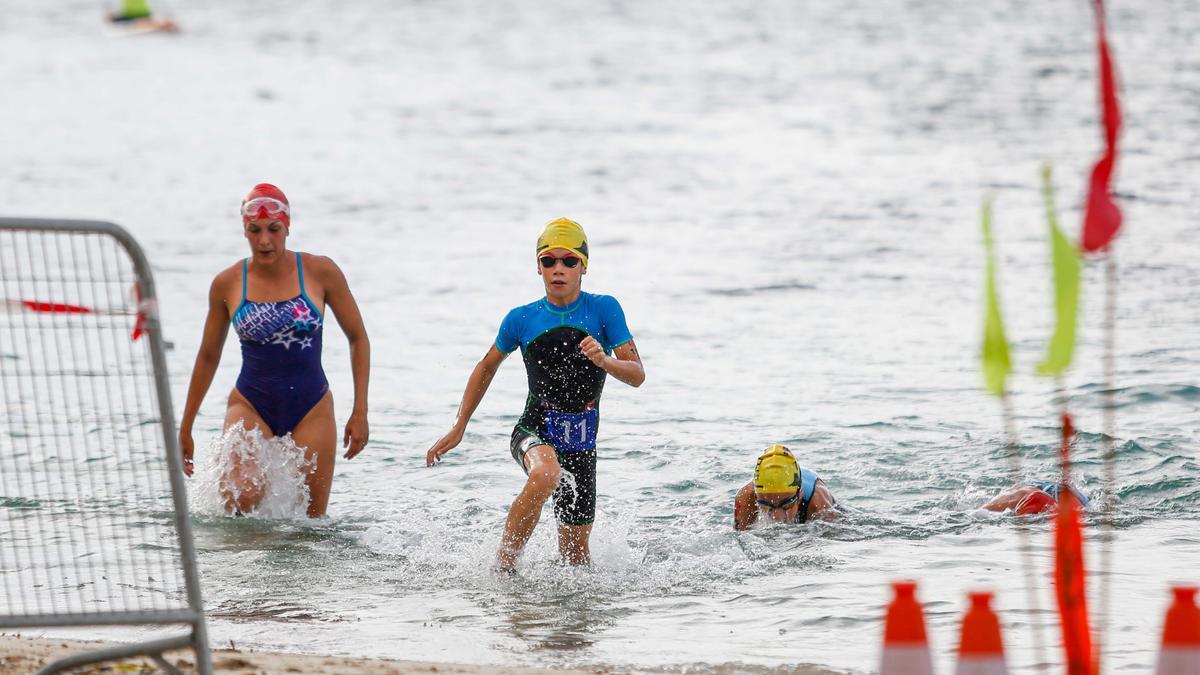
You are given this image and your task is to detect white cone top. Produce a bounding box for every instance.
[881,646,935,675]
[1156,648,1200,675]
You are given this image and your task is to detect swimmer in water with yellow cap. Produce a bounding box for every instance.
[733,445,837,530]
[427,218,645,571]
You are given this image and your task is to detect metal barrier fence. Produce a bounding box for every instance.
[0,219,210,674]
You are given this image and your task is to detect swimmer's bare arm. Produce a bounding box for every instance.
[806,482,838,521]
[982,486,1031,512]
[426,346,509,466]
[733,480,759,530]
[580,338,645,387]
[318,255,371,460]
[178,270,234,477]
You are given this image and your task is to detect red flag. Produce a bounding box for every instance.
[1054,413,1093,674]
[21,300,92,314]
[1081,0,1123,252]
[131,282,147,342]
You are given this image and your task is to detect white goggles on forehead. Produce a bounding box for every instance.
[241,197,290,219]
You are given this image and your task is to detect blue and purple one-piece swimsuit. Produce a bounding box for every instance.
[231,252,328,436]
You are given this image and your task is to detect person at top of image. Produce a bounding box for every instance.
[178,183,370,518]
[983,480,1090,515]
[107,0,179,32]
[734,445,837,530]
[426,217,645,572]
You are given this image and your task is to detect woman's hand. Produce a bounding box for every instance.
[343,410,369,459]
[179,428,195,476]
[426,426,465,466]
[320,255,373,455]
[178,270,235,478]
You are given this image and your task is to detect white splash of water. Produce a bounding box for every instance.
[190,422,312,520]
[555,465,581,510]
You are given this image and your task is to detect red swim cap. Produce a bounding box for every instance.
[241,183,290,225]
[1015,490,1056,515]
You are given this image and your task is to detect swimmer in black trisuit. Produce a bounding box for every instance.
[733,445,837,530]
[983,480,1090,515]
[426,218,645,571]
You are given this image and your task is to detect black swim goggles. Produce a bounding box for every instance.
[756,490,801,510]
[539,255,582,269]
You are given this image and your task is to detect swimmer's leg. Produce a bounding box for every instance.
[221,390,272,515]
[497,445,560,571]
[290,391,336,518]
[556,523,592,565]
[553,449,596,565]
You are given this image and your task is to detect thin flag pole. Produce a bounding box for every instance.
[1001,392,1050,673]
[1080,0,1123,665]
[1097,250,1117,668]
[982,198,1049,671]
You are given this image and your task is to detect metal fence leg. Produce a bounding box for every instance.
[34,635,195,675]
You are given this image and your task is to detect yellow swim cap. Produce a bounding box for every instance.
[753,445,801,494]
[536,217,589,268]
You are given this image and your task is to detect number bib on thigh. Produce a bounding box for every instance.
[542,408,599,453]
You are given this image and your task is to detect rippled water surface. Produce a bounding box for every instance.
[2,1,1199,672]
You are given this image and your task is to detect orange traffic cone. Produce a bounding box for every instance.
[955,592,1008,674]
[881,581,935,674]
[1156,586,1200,674]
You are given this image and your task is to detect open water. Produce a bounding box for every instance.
[1,1,1199,672]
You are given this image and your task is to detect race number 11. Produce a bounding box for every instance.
[558,418,588,443]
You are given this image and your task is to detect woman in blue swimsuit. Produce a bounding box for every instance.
[179,183,371,517]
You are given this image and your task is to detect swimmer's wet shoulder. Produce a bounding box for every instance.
[734,445,838,530]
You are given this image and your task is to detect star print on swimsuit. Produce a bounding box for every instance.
[290,301,319,333]
[270,327,302,350]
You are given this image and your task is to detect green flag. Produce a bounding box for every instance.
[981,197,1012,396]
[1036,165,1083,376]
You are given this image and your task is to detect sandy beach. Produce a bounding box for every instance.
[0,635,838,674]
[0,635,598,675]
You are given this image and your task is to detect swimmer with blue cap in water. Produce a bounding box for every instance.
[734,445,837,530]
[983,480,1090,515]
